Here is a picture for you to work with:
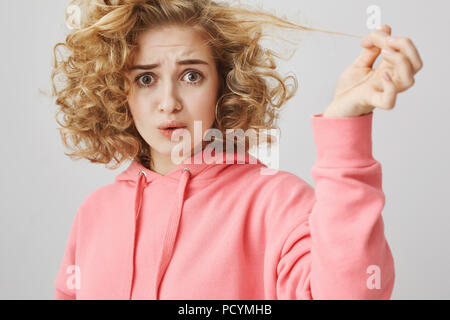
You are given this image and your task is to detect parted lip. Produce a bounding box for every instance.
[157,120,187,130]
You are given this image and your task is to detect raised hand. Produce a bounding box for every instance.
[323,24,423,118]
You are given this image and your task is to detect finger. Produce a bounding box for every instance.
[360,28,390,54]
[356,25,392,69]
[360,24,391,47]
[376,24,391,36]
[360,24,392,49]
[381,49,415,91]
[369,71,397,110]
[353,46,381,69]
[386,37,423,74]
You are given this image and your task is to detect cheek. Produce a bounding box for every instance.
[127,94,148,126]
[195,89,217,121]
[191,100,215,130]
[127,84,146,114]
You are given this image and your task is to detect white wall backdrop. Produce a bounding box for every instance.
[0,0,448,299]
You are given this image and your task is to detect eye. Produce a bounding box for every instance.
[183,71,204,85]
[135,74,154,88]
[134,70,204,88]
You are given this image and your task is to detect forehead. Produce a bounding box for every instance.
[134,25,213,62]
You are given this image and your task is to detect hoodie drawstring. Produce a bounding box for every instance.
[128,167,192,300]
[129,170,148,299]
[154,167,191,300]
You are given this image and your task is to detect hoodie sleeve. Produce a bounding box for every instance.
[54,203,83,300]
[269,111,395,300]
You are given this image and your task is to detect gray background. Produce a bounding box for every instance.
[1,0,448,299]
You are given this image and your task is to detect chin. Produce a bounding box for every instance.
[153,140,192,158]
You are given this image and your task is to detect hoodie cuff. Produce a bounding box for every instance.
[310,111,375,168]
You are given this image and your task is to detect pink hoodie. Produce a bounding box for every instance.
[54,111,395,300]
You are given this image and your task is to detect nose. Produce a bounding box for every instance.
[158,79,182,113]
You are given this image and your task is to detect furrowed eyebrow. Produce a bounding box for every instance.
[129,59,209,71]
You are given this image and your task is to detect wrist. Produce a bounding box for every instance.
[323,101,374,118]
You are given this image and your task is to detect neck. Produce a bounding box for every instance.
[149,142,207,175]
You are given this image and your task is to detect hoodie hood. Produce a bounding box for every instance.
[114,144,263,299]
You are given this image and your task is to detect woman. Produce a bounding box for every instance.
[51,0,422,299]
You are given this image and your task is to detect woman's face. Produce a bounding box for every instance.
[126,25,220,163]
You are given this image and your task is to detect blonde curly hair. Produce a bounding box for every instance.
[50,0,358,170]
